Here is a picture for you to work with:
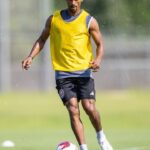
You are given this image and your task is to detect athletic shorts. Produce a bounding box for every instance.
[56,77,96,105]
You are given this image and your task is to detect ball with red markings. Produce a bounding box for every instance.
[56,141,78,150]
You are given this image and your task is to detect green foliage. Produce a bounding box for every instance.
[124,0,150,35]
[82,0,150,35]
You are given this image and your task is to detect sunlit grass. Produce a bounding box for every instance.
[0,90,150,149]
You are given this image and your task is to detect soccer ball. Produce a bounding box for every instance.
[56,141,78,150]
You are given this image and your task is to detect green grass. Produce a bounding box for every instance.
[0,90,150,150]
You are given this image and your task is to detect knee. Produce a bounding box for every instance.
[82,101,97,116]
[85,105,95,116]
[67,104,80,120]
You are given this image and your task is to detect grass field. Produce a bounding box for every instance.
[0,90,150,150]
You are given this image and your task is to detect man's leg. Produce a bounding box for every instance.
[65,97,88,150]
[81,99,102,132]
[81,99,113,150]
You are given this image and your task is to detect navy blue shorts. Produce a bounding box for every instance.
[56,77,96,105]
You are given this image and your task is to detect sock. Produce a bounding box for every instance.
[80,144,88,150]
[96,130,106,143]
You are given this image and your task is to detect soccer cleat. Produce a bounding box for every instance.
[99,138,113,150]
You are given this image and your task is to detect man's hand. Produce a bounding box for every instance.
[90,59,101,72]
[22,56,33,70]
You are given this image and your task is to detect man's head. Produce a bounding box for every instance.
[66,0,83,15]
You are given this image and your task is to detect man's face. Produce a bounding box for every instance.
[66,0,82,13]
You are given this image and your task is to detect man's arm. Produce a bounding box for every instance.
[22,15,53,70]
[89,17,104,71]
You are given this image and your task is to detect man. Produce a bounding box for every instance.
[22,0,113,150]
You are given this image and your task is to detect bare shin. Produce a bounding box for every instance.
[66,98,86,145]
[81,99,102,132]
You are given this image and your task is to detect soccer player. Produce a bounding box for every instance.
[22,0,113,150]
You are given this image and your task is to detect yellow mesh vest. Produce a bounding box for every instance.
[50,10,93,71]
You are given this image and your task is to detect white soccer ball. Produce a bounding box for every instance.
[56,141,78,150]
[2,140,15,147]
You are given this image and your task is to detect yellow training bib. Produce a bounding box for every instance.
[50,10,93,71]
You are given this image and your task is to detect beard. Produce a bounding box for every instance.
[69,5,77,13]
